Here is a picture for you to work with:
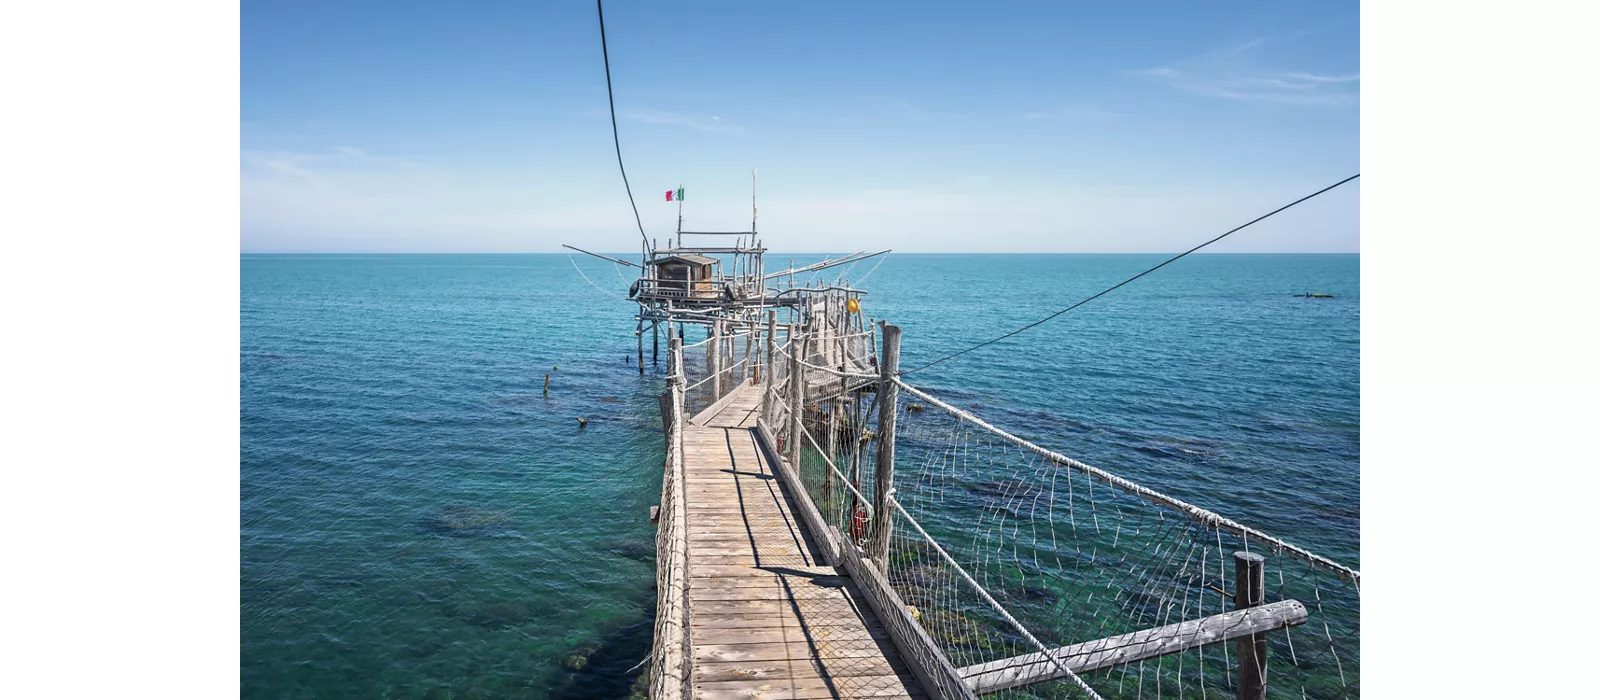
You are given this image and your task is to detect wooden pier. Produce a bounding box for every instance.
[679,382,925,700]
[591,218,1348,700]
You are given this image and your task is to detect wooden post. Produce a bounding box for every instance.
[1235,551,1268,700]
[636,326,644,376]
[711,320,723,400]
[788,329,805,473]
[744,331,753,386]
[765,310,777,386]
[869,323,901,574]
[652,321,659,366]
[823,396,837,504]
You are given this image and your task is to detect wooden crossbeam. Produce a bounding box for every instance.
[957,599,1308,695]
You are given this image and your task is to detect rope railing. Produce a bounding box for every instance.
[882,377,1359,699]
[650,341,691,700]
[893,378,1359,585]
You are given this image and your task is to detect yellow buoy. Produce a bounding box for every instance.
[846,298,861,314]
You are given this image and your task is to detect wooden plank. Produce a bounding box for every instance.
[681,574,852,589]
[957,599,1309,695]
[690,584,859,602]
[694,624,891,646]
[697,640,913,664]
[696,659,910,683]
[690,597,870,616]
[689,565,841,578]
[695,676,922,700]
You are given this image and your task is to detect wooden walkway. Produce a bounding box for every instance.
[683,384,925,700]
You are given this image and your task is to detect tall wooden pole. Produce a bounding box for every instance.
[788,329,805,474]
[868,323,901,574]
[744,332,753,386]
[765,310,777,386]
[711,320,723,400]
[637,323,645,376]
[823,396,837,504]
[1235,551,1268,700]
[652,321,659,366]
[763,310,778,425]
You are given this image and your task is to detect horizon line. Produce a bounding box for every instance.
[240,250,1360,256]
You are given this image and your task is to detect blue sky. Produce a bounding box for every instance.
[241,1,1359,253]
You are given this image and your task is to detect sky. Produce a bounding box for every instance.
[241,1,1359,253]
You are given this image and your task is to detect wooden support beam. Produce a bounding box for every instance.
[788,331,805,472]
[711,320,723,400]
[1235,551,1268,700]
[957,599,1308,695]
[868,323,901,575]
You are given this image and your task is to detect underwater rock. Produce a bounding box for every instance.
[563,644,598,671]
[423,505,518,537]
[627,668,651,699]
[605,542,656,564]
[467,601,534,628]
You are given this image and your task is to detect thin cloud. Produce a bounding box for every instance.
[1135,34,1358,107]
[621,108,745,134]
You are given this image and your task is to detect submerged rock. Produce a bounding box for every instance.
[563,644,598,671]
[467,601,533,628]
[423,505,518,537]
[605,542,655,564]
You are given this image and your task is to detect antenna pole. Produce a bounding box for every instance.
[751,169,758,233]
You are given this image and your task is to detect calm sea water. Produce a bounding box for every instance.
[241,253,1358,699]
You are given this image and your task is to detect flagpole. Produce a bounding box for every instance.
[676,183,683,249]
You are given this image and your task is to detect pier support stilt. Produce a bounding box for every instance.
[1234,551,1268,700]
[868,323,901,575]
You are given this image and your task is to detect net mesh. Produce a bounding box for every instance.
[885,383,1360,699]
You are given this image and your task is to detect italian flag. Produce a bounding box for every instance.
[665,187,684,202]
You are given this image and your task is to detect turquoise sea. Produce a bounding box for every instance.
[241,253,1358,699]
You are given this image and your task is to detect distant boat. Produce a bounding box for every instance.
[1293,292,1334,298]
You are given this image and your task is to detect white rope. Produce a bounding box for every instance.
[568,255,619,299]
[794,355,877,379]
[685,373,715,391]
[806,376,879,405]
[889,495,1107,700]
[894,378,1361,584]
[854,253,889,285]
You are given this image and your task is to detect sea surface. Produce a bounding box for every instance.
[241,253,1358,699]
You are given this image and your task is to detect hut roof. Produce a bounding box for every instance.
[649,254,719,266]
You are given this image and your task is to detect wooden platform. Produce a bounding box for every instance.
[683,384,925,700]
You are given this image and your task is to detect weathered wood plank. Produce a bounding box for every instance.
[696,658,910,683]
[694,624,891,646]
[690,584,860,602]
[689,565,841,578]
[696,639,912,664]
[695,676,922,700]
[957,599,1309,695]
